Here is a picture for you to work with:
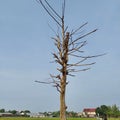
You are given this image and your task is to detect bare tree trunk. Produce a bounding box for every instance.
[60,32,69,120]
[60,81,66,120]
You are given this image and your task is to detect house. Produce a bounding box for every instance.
[77,112,83,117]
[28,112,45,118]
[83,108,96,117]
[0,112,13,117]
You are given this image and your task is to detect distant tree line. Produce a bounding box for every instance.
[0,108,78,117]
[0,108,30,117]
[96,104,120,118]
[51,111,78,118]
[1,104,120,118]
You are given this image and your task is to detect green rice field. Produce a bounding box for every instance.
[0,118,120,120]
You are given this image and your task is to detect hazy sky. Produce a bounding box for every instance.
[0,0,120,112]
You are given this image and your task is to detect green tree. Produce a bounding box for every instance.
[0,109,5,113]
[107,106,113,117]
[43,112,49,117]
[96,104,120,118]
[110,104,120,117]
[96,107,103,116]
[52,111,60,117]
[96,105,109,117]
[8,110,17,115]
[24,110,31,114]
[67,111,77,117]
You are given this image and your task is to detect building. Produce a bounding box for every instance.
[83,108,96,117]
[0,112,13,117]
[28,113,45,118]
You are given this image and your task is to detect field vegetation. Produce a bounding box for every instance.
[0,118,96,120]
[0,118,120,120]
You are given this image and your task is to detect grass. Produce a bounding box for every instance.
[0,118,101,120]
[0,118,120,120]
[0,117,94,120]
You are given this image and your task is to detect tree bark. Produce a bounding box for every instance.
[60,32,69,120]
[60,81,66,120]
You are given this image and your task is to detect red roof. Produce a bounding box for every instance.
[83,108,96,112]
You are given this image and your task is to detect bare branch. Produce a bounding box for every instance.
[67,73,75,77]
[53,84,61,93]
[35,80,53,84]
[64,26,68,33]
[68,41,87,54]
[48,23,58,36]
[52,53,63,65]
[68,68,91,73]
[37,0,62,27]
[70,22,88,36]
[44,0,61,19]
[62,0,66,18]
[50,74,61,93]
[52,36,62,52]
[69,29,97,46]
[50,74,61,81]
[75,68,91,72]
[67,62,96,68]
[73,53,106,59]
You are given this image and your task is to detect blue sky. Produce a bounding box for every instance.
[0,0,120,112]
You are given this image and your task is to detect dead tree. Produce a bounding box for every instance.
[35,0,104,120]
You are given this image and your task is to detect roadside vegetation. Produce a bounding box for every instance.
[96,105,120,118]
